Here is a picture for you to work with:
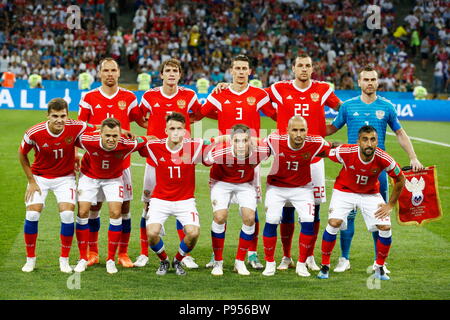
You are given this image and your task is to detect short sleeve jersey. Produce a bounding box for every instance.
[20,120,91,178]
[204,141,270,183]
[265,80,340,136]
[139,86,202,139]
[327,144,403,194]
[138,138,208,201]
[77,133,147,179]
[266,133,331,188]
[78,87,142,169]
[201,85,276,136]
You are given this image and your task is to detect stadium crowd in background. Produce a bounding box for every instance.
[0,0,448,93]
[127,0,450,92]
[0,0,108,82]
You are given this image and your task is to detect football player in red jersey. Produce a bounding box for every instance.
[73,118,148,274]
[138,112,217,276]
[204,124,270,276]
[202,55,277,270]
[317,125,405,281]
[19,98,95,273]
[135,58,203,269]
[77,57,147,268]
[265,54,342,271]
[261,116,335,277]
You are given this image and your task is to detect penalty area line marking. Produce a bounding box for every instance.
[386,132,450,147]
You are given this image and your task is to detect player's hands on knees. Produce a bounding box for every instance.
[146,135,158,141]
[374,203,392,220]
[212,82,230,94]
[25,182,41,202]
[410,158,424,172]
[74,155,81,172]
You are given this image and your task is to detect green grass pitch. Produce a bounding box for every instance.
[0,110,449,300]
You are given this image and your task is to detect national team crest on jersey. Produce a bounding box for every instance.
[376,110,385,120]
[310,92,320,102]
[301,152,311,160]
[143,189,151,197]
[118,100,127,110]
[177,99,186,109]
[65,136,73,144]
[247,96,256,106]
[114,152,124,159]
[405,176,425,206]
[371,168,379,174]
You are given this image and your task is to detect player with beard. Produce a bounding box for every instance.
[326,66,423,274]
[317,125,405,281]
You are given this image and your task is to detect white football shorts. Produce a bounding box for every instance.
[328,189,391,232]
[95,167,133,203]
[311,158,326,205]
[78,174,124,203]
[25,174,77,206]
[229,164,262,204]
[210,180,257,212]
[146,198,200,227]
[265,184,315,224]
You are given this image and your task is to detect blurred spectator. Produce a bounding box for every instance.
[28,73,43,89]
[78,70,94,90]
[188,25,201,55]
[196,75,209,94]
[97,0,106,14]
[433,59,444,96]
[137,69,151,91]
[410,29,420,57]
[249,77,262,88]
[1,69,15,88]
[210,67,224,85]
[384,75,397,91]
[404,10,419,29]
[133,8,147,33]
[420,35,430,71]
[109,0,119,30]
[51,64,65,80]
[413,79,428,99]
[0,53,9,75]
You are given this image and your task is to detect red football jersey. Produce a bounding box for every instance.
[328,144,403,194]
[78,87,142,130]
[265,80,340,136]
[204,141,270,183]
[201,85,276,136]
[266,134,331,188]
[78,87,142,169]
[138,138,208,201]
[77,133,147,179]
[139,86,202,139]
[20,120,92,179]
